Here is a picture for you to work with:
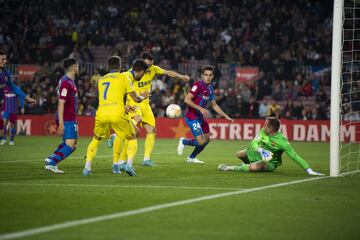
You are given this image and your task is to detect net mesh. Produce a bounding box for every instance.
[340,0,360,173]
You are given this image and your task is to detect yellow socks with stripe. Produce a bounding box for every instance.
[113,135,125,164]
[144,133,156,160]
[127,139,138,166]
[85,137,101,170]
[119,139,129,162]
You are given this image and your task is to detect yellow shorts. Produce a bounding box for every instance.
[93,115,135,139]
[128,103,155,127]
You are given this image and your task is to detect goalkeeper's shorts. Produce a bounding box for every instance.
[246,148,277,172]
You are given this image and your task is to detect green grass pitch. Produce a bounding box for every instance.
[0,136,359,240]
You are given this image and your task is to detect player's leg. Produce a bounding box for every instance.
[1,112,9,145]
[112,118,137,176]
[235,149,250,164]
[45,121,78,174]
[219,149,276,172]
[8,113,17,145]
[83,117,110,175]
[142,105,157,166]
[187,120,211,163]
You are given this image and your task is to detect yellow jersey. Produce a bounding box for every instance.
[127,65,165,105]
[97,71,135,118]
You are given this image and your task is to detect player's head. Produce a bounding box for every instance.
[0,50,7,68]
[63,58,79,75]
[132,59,149,80]
[264,117,281,135]
[107,56,121,72]
[140,52,154,66]
[201,66,214,84]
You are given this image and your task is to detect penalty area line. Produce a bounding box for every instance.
[0,176,330,240]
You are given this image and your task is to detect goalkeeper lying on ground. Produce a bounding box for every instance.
[218,117,324,176]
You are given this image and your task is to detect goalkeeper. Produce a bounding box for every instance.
[218,117,324,176]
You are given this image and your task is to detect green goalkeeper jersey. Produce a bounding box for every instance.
[247,129,310,170]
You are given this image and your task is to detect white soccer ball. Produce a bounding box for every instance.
[166,104,182,118]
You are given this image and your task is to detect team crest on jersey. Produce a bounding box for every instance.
[61,88,68,97]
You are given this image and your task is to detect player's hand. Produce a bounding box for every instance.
[20,108,25,115]
[57,123,64,136]
[199,107,209,118]
[125,105,136,113]
[25,96,37,105]
[182,75,190,82]
[306,168,325,176]
[225,116,234,122]
[140,91,150,99]
[257,147,273,162]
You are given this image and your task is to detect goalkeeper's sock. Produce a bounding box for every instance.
[85,137,101,169]
[49,144,75,165]
[144,133,156,160]
[127,139,138,167]
[234,164,250,172]
[182,138,199,146]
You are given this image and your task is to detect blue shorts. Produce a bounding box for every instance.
[63,121,78,140]
[185,117,210,138]
[2,111,17,123]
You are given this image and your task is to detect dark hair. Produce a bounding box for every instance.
[140,51,153,61]
[266,117,281,132]
[107,56,121,71]
[0,50,5,55]
[63,58,77,71]
[202,65,214,75]
[132,59,149,72]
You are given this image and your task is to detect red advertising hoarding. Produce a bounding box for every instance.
[14,115,360,142]
[17,65,39,80]
[235,67,259,83]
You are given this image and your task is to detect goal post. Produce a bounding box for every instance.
[330,0,343,177]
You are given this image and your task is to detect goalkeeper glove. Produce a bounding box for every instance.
[257,147,273,162]
[305,168,325,176]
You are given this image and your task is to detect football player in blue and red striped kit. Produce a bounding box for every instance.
[1,85,25,145]
[44,58,79,173]
[177,66,233,163]
[0,51,37,142]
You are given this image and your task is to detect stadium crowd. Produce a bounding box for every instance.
[1,0,359,120]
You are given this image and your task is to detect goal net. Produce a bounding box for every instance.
[331,0,360,176]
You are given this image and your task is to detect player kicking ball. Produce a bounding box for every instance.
[218,117,324,176]
[177,66,233,164]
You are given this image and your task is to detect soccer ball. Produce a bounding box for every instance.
[166,104,182,118]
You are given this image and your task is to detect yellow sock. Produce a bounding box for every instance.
[113,135,125,164]
[119,139,129,162]
[85,137,101,169]
[127,139,138,166]
[144,133,156,160]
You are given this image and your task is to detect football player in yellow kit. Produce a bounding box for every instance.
[83,57,150,176]
[108,52,190,167]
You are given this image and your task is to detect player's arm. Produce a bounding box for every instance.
[184,92,208,118]
[249,132,273,161]
[4,68,37,104]
[154,65,190,82]
[57,99,65,135]
[282,141,324,176]
[19,96,25,114]
[210,100,233,122]
[128,91,150,103]
[163,70,190,82]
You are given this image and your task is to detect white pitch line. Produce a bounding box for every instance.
[0,152,175,163]
[0,182,243,191]
[0,176,330,240]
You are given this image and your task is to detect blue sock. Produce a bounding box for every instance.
[182,139,200,146]
[49,145,75,165]
[10,128,16,141]
[189,142,208,158]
